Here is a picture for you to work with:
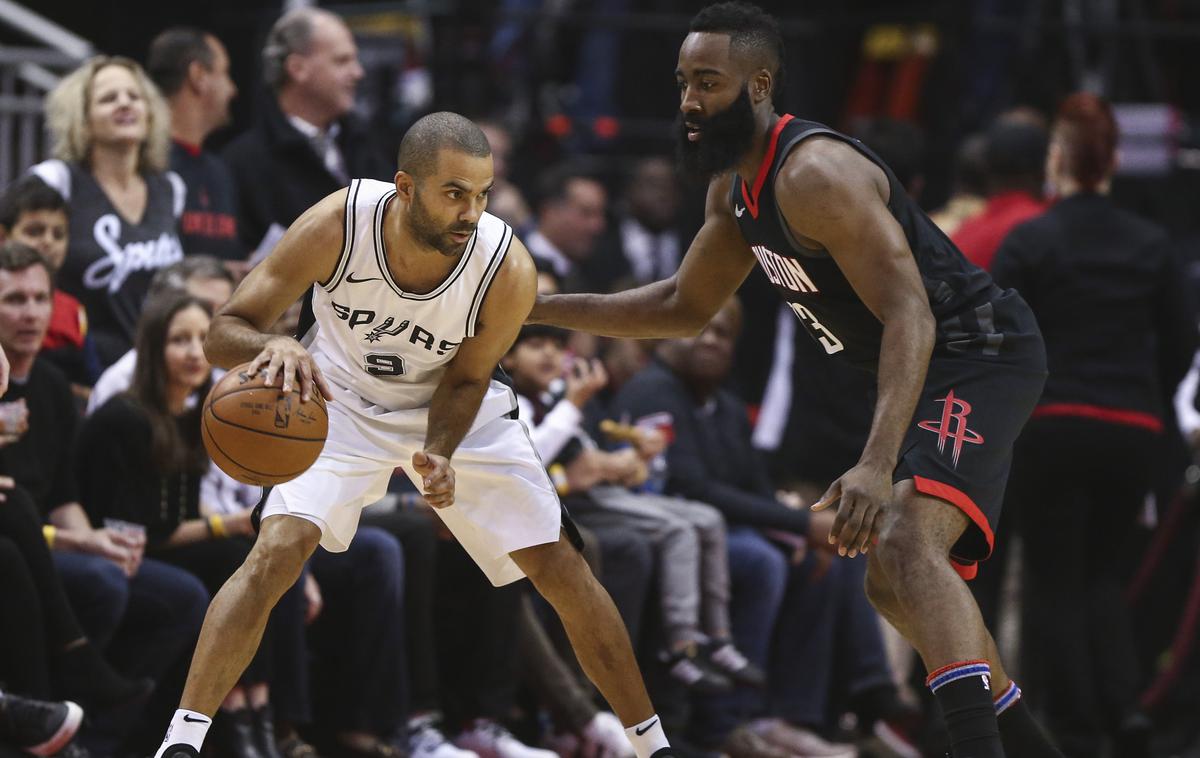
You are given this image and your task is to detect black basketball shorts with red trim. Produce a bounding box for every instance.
[893,354,1047,580]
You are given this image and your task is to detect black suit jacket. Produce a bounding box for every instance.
[222,95,392,251]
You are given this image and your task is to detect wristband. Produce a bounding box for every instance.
[43,525,57,549]
[208,514,228,539]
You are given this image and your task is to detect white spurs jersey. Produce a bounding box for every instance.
[301,179,516,418]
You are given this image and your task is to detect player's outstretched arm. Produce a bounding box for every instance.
[205,189,348,402]
[527,174,757,338]
[415,236,540,507]
[785,139,935,557]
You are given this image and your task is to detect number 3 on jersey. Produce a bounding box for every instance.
[788,303,845,354]
[365,353,407,376]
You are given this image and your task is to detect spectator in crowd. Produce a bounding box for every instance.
[942,112,1049,631]
[87,256,233,414]
[614,299,911,758]
[0,176,101,389]
[428,535,556,758]
[521,267,657,661]
[74,292,303,757]
[517,578,635,758]
[223,7,389,256]
[0,473,146,720]
[525,165,608,292]
[354,502,478,758]
[34,56,186,368]
[502,324,763,695]
[952,116,1049,270]
[852,119,926,203]
[584,157,683,293]
[0,242,210,752]
[304,520,411,758]
[929,133,989,237]
[992,93,1198,757]
[477,120,533,232]
[147,28,244,265]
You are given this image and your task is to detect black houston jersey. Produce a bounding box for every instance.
[730,115,1033,372]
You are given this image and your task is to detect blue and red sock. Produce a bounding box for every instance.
[992,680,1064,757]
[927,660,1004,758]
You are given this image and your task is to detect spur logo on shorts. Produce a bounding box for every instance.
[917,389,984,468]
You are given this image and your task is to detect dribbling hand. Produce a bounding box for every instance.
[811,461,893,558]
[247,336,334,404]
[412,451,455,508]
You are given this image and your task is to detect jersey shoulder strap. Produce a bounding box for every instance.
[320,179,393,291]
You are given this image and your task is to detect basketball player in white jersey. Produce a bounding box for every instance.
[155,113,671,758]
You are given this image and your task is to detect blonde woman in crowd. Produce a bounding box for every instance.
[33,56,187,368]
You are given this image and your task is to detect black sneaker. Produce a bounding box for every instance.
[53,642,154,711]
[704,640,766,688]
[661,644,733,694]
[251,704,284,758]
[0,694,84,757]
[210,709,266,758]
[157,745,200,758]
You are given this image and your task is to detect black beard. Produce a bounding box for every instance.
[407,191,474,257]
[675,87,757,184]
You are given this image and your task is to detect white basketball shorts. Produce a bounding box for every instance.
[261,380,562,586]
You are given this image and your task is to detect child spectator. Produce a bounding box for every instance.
[0,176,101,389]
[502,324,762,693]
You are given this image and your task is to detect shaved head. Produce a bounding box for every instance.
[397,112,492,179]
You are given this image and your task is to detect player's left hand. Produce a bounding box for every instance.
[811,462,893,558]
[413,451,455,508]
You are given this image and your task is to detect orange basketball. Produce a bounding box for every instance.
[201,362,328,486]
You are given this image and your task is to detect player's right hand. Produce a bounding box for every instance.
[413,451,456,508]
[249,336,334,404]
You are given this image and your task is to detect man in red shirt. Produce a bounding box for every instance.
[952,118,1049,270]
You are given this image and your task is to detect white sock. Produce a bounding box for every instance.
[154,709,213,758]
[624,714,669,758]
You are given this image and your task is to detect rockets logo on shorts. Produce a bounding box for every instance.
[917,389,984,468]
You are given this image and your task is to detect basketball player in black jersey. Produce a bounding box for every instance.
[530,4,1065,757]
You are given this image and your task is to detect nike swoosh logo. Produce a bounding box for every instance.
[635,718,658,736]
[734,205,745,218]
[346,272,382,284]
[182,714,210,724]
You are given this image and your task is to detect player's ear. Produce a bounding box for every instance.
[751,69,772,105]
[394,170,416,201]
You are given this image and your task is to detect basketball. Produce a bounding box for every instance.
[201,363,329,486]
